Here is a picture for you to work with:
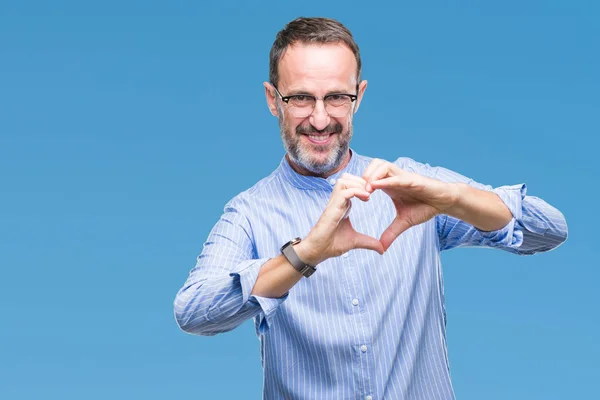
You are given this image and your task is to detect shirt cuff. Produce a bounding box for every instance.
[475,184,527,249]
[229,259,289,335]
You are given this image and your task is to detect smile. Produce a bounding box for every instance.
[305,133,334,144]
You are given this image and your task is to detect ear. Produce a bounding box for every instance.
[263,82,279,117]
[353,80,368,114]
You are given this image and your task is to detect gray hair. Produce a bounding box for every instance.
[269,17,362,87]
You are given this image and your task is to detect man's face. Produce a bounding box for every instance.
[265,43,367,176]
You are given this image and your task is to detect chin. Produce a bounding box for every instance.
[299,151,343,175]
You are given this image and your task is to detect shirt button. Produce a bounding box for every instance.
[360,345,368,353]
[366,396,373,400]
[342,252,349,258]
[352,299,359,306]
[329,178,337,185]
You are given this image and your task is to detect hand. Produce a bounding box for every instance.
[363,159,460,251]
[296,173,385,265]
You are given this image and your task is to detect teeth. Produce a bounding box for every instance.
[308,134,330,142]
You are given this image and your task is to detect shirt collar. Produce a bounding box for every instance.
[278,148,361,190]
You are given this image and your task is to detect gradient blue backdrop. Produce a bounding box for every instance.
[1,1,597,399]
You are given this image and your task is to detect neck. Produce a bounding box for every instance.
[286,149,352,178]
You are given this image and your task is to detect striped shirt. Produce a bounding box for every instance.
[174,149,567,400]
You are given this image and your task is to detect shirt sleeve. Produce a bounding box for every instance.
[398,158,568,255]
[173,197,288,336]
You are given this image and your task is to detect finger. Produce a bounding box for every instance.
[334,178,369,198]
[340,173,368,187]
[323,187,370,223]
[369,176,397,189]
[352,232,385,255]
[325,182,369,216]
[364,161,394,192]
[365,163,404,192]
[361,158,385,182]
[339,188,370,208]
[336,177,367,190]
[380,217,411,251]
[368,161,397,182]
[341,187,370,202]
[369,176,413,190]
[340,200,352,220]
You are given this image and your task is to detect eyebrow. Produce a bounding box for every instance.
[284,87,355,96]
[282,85,358,96]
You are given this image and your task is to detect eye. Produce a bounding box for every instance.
[289,95,313,106]
[325,94,351,106]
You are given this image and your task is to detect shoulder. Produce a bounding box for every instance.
[356,152,438,178]
[223,168,285,213]
[393,156,436,176]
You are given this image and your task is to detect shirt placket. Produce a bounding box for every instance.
[342,250,375,400]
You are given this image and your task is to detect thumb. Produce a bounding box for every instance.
[353,232,385,255]
[380,217,411,251]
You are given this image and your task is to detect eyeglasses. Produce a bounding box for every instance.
[272,85,358,118]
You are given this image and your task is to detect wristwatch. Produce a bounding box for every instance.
[280,237,317,278]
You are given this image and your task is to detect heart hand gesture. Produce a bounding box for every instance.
[297,173,385,266]
[363,159,460,251]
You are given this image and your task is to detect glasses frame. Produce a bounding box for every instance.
[271,84,359,117]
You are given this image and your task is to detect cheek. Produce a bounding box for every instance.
[339,116,353,133]
[283,120,305,140]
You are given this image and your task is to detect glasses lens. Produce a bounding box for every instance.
[285,95,354,118]
[324,95,353,117]
[288,105,314,118]
[325,104,352,117]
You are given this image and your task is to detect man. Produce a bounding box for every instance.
[174,17,567,400]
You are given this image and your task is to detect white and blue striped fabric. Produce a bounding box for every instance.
[174,150,567,400]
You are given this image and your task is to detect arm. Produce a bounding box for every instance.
[445,183,513,232]
[421,162,568,254]
[361,158,567,254]
[251,174,384,297]
[174,177,384,336]
[173,199,288,336]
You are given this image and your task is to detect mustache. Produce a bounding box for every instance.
[296,122,343,135]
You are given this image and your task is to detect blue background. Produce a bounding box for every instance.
[1,1,597,399]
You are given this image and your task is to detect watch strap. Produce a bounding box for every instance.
[281,238,316,278]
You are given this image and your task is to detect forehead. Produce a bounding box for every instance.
[277,42,358,92]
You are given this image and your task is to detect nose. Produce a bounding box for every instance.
[309,99,331,131]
